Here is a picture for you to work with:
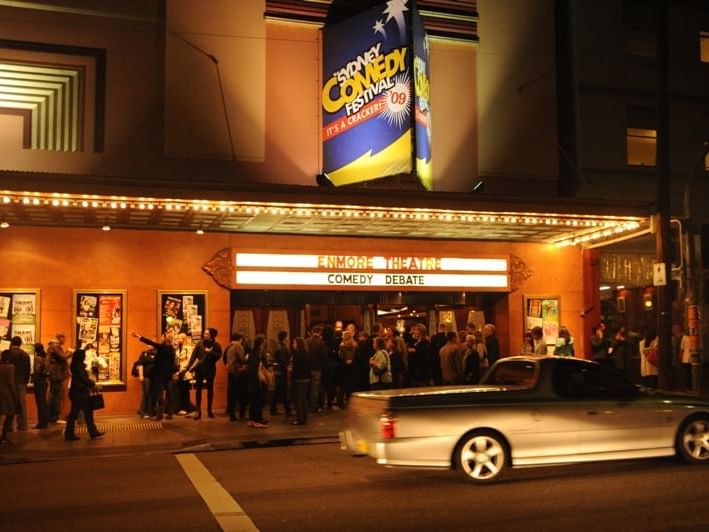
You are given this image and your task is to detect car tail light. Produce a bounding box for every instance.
[380,413,396,439]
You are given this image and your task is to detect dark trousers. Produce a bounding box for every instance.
[248,387,265,423]
[178,379,193,412]
[48,379,65,421]
[227,373,239,418]
[151,375,172,417]
[194,373,215,414]
[1,415,13,439]
[65,395,100,438]
[139,377,153,416]
[33,381,49,428]
[292,379,309,424]
[270,373,290,414]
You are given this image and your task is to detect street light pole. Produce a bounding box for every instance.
[655,0,672,390]
[683,140,709,394]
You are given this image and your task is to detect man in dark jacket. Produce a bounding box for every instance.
[187,327,222,420]
[270,330,291,416]
[1,336,30,430]
[484,324,501,367]
[224,333,247,421]
[132,332,177,420]
[407,324,432,387]
[306,326,328,412]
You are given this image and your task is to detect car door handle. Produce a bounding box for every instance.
[586,410,599,416]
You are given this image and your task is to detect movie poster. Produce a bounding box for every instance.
[0,290,40,357]
[74,290,125,385]
[159,292,207,340]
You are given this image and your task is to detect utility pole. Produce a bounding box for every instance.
[683,140,709,394]
[655,0,673,390]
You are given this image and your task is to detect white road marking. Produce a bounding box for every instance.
[176,453,259,532]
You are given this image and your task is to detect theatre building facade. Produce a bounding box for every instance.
[0,0,653,415]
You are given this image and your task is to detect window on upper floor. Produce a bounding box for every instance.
[622,0,656,58]
[0,40,104,153]
[627,128,657,166]
[701,31,709,63]
[626,105,656,167]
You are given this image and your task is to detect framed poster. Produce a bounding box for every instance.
[73,290,126,387]
[0,289,40,358]
[158,291,207,342]
[524,295,561,347]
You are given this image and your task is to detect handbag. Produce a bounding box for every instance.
[258,362,275,390]
[90,390,105,410]
[645,347,658,367]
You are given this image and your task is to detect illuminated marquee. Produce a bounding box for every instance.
[234,253,509,291]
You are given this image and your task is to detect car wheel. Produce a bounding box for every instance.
[454,430,508,484]
[676,416,709,464]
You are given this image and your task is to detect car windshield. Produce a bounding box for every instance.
[481,360,538,387]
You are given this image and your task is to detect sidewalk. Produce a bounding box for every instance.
[0,409,344,465]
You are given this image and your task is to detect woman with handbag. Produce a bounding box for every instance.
[64,348,104,441]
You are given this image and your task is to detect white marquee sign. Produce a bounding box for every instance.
[234,253,510,291]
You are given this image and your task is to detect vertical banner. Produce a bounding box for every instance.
[321,1,415,186]
[412,3,433,190]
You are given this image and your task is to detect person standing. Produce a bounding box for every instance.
[369,337,392,390]
[174,333,194,415]
[484,324,500,367]
[520,331,535,355]
[306,326,328,412]
[462,334,482,384]
[0,357,20,444]
[429,323,448,386]
[224,333,247,421]
[270,330,291,416]
[290,336,310,425]
[355,330,373,391]
[137,347,157,418]
[407,324,432,387]
[0,336,31,431]
[187,328,222,420]
[64,349,104,441]
[47,338,70,423]
[31,342,50,429]
[246,335,268,428]
[672,324,692,391]
[132,332,176,420]
[639,325,659,389]
[386,336,405,389]
[531,326,547,356]
[339,330,358,401]
[590,325,613,369]
[439,331,462,385]
[553,327,575,357]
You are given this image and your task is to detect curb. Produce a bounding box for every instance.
[0,434,340,465]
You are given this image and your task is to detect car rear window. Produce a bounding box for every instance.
[482,360,537,387]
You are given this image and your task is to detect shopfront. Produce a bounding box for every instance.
[0,189,650,416]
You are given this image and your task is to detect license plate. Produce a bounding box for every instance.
[356,439,369,454]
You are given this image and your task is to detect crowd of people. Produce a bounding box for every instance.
[2,317,695,445]
[130,320,504,429]
[0,332,104,444]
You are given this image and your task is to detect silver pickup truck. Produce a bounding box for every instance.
[340,356,709,483]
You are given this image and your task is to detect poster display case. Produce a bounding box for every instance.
[73,289,126,387]
[524,295,561,350]
[157,291,207,342]
[0,289,40,357]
